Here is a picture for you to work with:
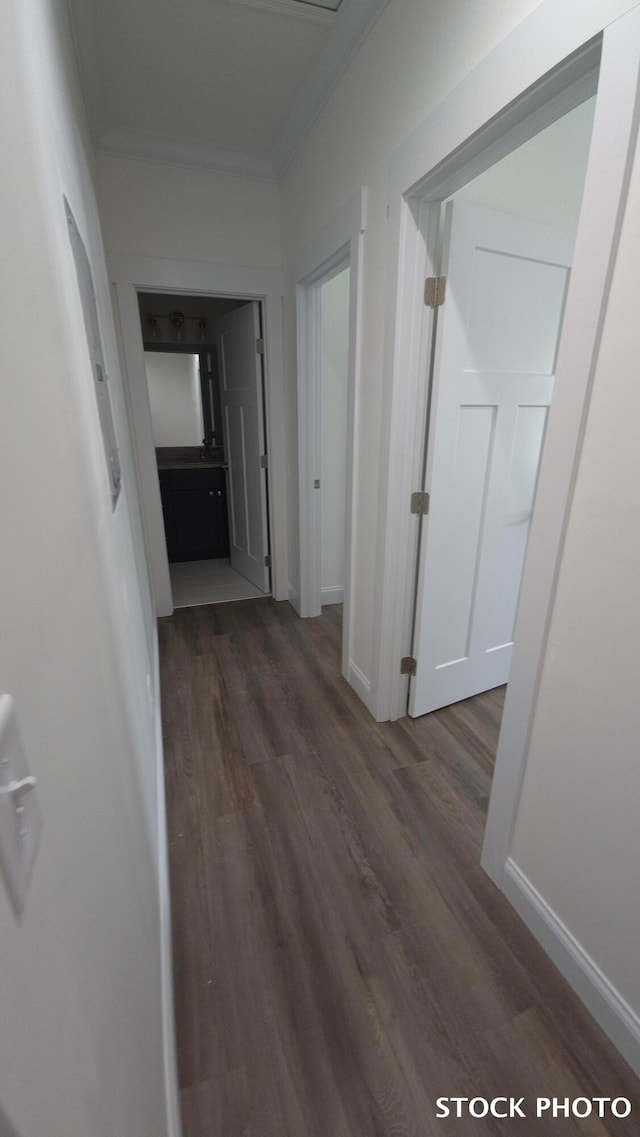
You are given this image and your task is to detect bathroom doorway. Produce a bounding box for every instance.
[138,291,271,607]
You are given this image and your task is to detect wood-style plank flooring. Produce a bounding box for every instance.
[159,599,639,1136]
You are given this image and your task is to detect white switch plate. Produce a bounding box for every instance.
[0,695,42,916]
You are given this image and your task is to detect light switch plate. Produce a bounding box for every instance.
[0,695,42,916]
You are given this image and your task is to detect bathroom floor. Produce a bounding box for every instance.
[170,558,268,608]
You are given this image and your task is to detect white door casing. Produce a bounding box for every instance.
[218,301,270,592]
[410,204,574,716]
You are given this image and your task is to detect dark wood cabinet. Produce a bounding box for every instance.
[158,466,229,563]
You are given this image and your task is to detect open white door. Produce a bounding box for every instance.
[219,301,270,593]
[410,203,573,716]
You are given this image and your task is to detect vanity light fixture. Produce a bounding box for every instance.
[145,311,209,343]
[169,311,185,341]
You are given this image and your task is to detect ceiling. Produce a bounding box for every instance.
[67,0,388,180]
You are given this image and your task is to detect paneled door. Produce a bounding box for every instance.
[219,301,270,592]
[410,203,574,716]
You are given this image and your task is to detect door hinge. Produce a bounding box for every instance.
[260,453,268,469]
[256,337,265,355]
[400,656,417,676]
[410,491,430,516]
[424,276,446,308]
[264,554,272,567]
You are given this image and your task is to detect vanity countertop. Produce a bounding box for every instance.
[155,446,226,470]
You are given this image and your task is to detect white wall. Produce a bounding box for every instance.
[455,96,595,230]
[146,351,203,446]
[509,124,640,1027]
[281,0,546,682]
[320,267,350,601]
[0,1,167,1135]
[97,152,282,267]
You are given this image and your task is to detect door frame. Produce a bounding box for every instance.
[294,189,368,693]
[108,256,287,615]
[371,1,640,882]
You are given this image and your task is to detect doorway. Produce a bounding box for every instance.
[109,256,287,618]
[297,227,363,697]
[408,96,596,717]
[372,15,640,895]
[298,258,351,615]
[319,266,350,609]
[138,290,271,608]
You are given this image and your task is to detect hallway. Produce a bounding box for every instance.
[159,601,639,1137]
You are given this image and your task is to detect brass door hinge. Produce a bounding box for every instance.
[264,554,272,567]
[260,454,268,469]
[256,338,265,355]
[400,656,417,676]
[410,491,430,516]
[424,276,446,308]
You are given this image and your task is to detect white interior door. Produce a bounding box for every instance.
[219,301,270,592]
[410,203,574,716]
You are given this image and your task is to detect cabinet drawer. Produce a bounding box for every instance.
[168,467,226,491]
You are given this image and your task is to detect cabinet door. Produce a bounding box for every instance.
[159,480,178,562]
[172,488,220,561]
[210,487,230,558]
[160,468,230,563]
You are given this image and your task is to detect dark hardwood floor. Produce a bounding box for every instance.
[159,599,639,1136]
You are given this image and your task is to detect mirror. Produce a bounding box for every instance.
[138,290,246,455]
[144,350,221,451]
[145,352,203,447]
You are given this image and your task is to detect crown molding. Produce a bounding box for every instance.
[270,0,392,176]
[68,0,389,184]
[220,0,338,25]
[97,128,276,181]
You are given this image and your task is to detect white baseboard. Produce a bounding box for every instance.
[321,586,344,605]
[348,658,377,716]
[288,583,300,614]
[153,628,183,1137]
[503,858,640,1077]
